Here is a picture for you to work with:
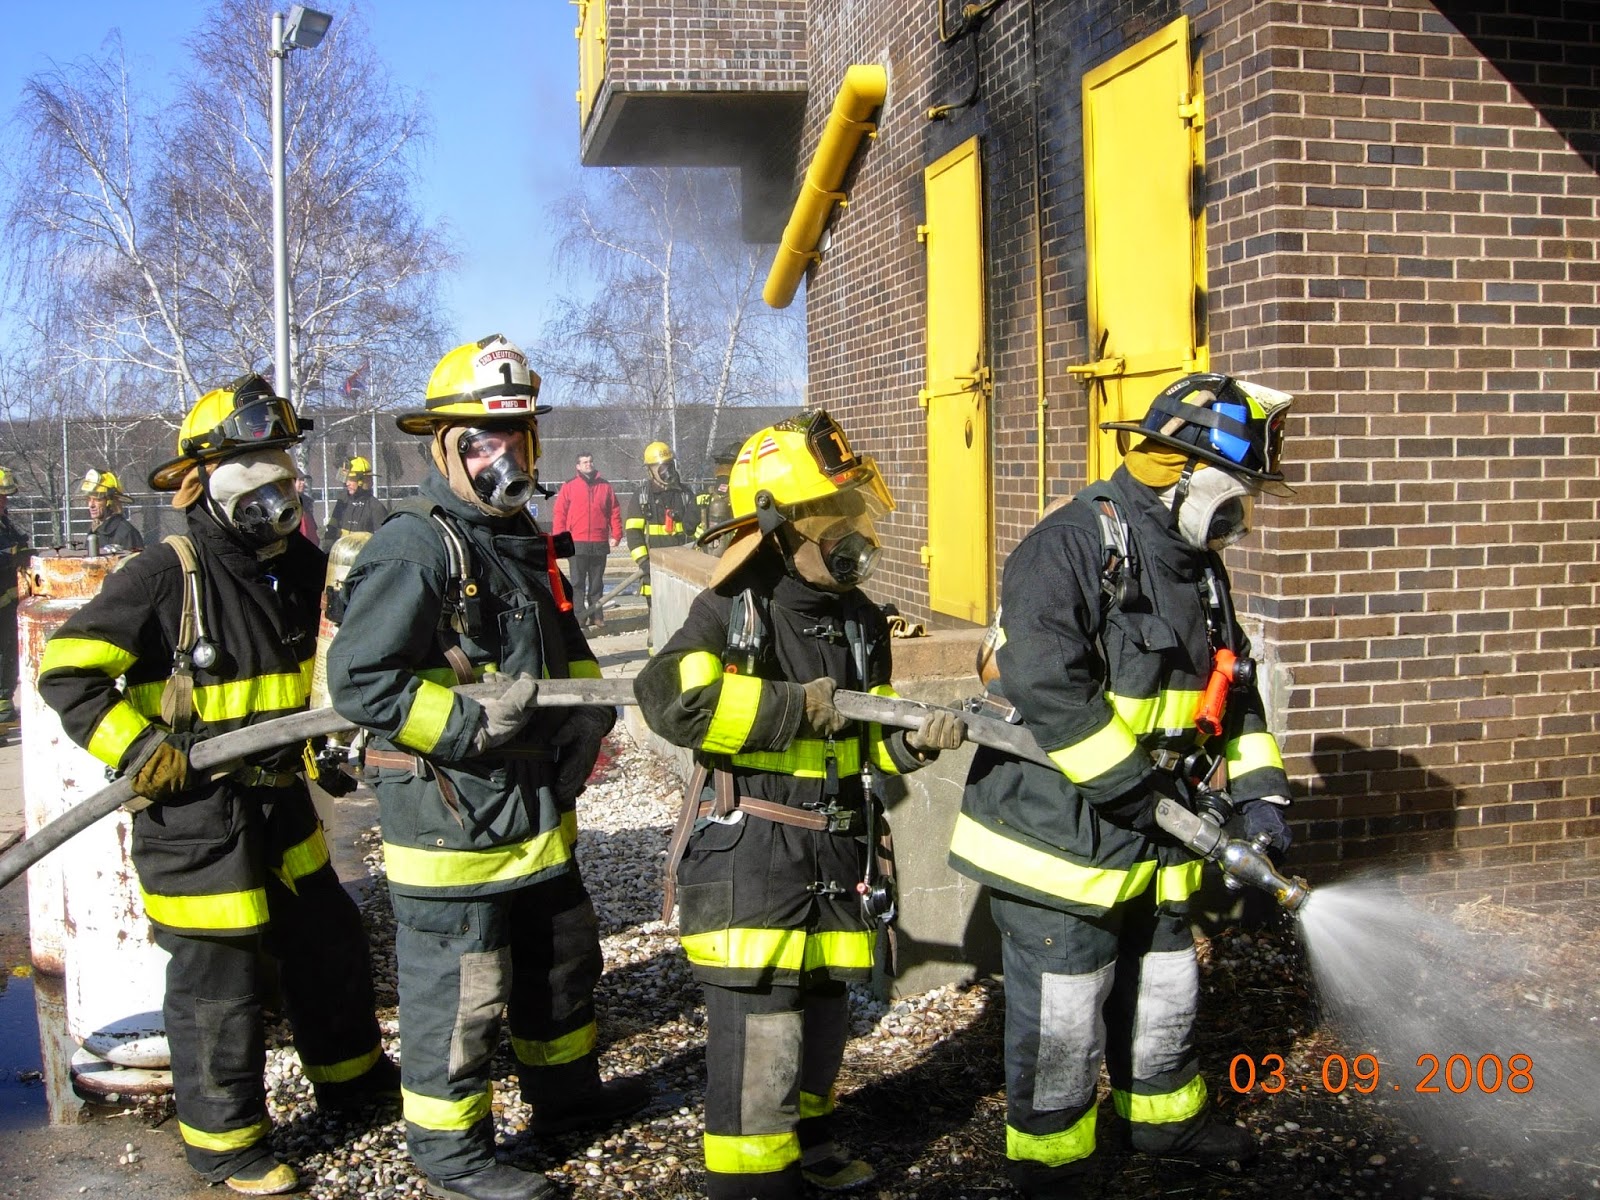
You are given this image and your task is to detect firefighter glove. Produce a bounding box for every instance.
[798,676,848,738]
[551,705,617,804]
[1237,796,1292,855]
[126,732,194,810]
[471,672,540,754]
[905,708,967,756]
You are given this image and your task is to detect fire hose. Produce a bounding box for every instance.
[0,680,1311,912]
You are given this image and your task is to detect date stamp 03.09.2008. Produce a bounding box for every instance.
[1228,1053,1534,1096]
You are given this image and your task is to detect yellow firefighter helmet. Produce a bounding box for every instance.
[642,441,673,467]
[149,375,307,491]
[397,334,550,435]
[0,467,17,496]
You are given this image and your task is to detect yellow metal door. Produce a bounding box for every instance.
[574,0,606,129]
[921,137,991,624]
[1074,16,1208,480]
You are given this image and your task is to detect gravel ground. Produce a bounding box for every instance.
[108,725,1600,1199]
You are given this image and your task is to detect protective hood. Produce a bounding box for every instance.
[1162,463,1256,551]
[204,449,301,554]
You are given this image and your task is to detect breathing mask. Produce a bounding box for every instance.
[204,449,302,551]
[1169,463,1256,551]
[458,424,536,515]
[784,493,883,591]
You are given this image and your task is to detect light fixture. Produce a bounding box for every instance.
[284,5,333,50]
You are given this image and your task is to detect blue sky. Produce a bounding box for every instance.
[0,0,589,349]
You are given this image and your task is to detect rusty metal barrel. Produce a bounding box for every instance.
[18,551,171,1075]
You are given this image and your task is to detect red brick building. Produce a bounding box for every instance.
[577,0,1600,906]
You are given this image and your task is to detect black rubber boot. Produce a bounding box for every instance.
[1138,1119,1258,1165]
[528,1074,650,1135]
[1006,1155,1099,1199]
[424,1162,554,1200]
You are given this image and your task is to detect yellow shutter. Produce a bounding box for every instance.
[574,0,607,129]
[921,136,992,624]
[1074,16,1208,480]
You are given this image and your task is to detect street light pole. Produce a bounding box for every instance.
[269,6,333,406]
[270,12,289,404]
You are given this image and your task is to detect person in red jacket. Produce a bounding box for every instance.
[552,452,622,629]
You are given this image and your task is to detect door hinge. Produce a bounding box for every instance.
[916,224,930,243]
[919,545,932,567]
[1177,93,1202,124]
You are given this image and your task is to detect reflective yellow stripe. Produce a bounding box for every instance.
[1156,860,1203,904]
[625,517,645,529]
[403,1086,492,1131]
[679,927,871,972]
[704,1130,799,1175]
[568,659,602,680]
[679,650,722,690]
[1046,716,1139,784]
[560,809,578,849]
[731,737,862,779]
[867,684,902,773]
[1107,688,1203,737]
[799,1088,835,1119]
[1112,1074,1208,1125]
[1006,1105,1096,1167]
[40,635,137,676]
[646,524,672,536]
[396,678,456,753]
[179,1117,270,1152]
[301,1044,381,1084]
[140,884,270,932]
[412,663,498,687]
[629,545,649,561]
[87,700,152,768]
[512,1020,596,1067]
[1226,730,1284,777]
[126,673,310,721]
[703,673,763,754]
[949,813,1155,908]
[381,827,571,889]
[273,826,330,895]
[802,930,874,971]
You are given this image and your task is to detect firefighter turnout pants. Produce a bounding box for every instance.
[391,867,604,1181]
[140,785,384,1183]
[700,980,851,1200]
[991,885,1207,1181]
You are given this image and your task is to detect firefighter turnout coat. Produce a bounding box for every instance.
[623,478,698,597]
[37,513,382,1182]
[951,464,1288,912]
[325,472,610,1182]
[326,488,388,543]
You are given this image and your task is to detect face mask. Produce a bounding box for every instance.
[457,426,535,515]
[821,529,880,585]
[231,480,303,547]
[1170,464,1255,551]
[787,509,881,591]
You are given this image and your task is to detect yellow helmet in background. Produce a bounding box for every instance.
[642,441,673,466]
[342,455,373,479]
[0,467,18,496]
[397,334,549,435]
[149,374,308,491]
[81,469,124,497]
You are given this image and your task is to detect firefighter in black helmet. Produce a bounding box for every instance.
[950,373,1295,1197]
[325,335,649,1200]
[636,410,965,1200]
[39,375,393,1196]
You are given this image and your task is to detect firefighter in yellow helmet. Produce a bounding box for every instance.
[81,467,144,551]
[635,410,966,1200]
[697,438,743,557]
[324,335,648,1200]
[0,467,29,720]
[39,374,394,1196]
[623,439,697,607]
[325,453,388,543]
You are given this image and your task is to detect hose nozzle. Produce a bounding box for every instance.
[1154,797,1312,914]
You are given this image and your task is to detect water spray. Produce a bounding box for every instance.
[1154,796,1312,914]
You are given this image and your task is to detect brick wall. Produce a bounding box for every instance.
[600,0,807,94]
[1201,0,1600,904]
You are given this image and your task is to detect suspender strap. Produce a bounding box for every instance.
[160,534,203,734]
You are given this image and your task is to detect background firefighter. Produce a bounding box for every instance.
[81,467,144,551]
[950,373,1295,1198]
[0,467,30,721]
[38,376,393,1197]
[325,454,389,542]
[697,438,743,557]
[635,410,965,1200]
[325,334,648,1200]
[622,440,697,606]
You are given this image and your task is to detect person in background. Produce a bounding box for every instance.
[622,441,697,611]
[325,455,388,543]
[296,472,320,547]
[326,334,649,1200]
[697,439,743,557]
[40,376,394,1196]
[82,468,144,551]
[950,373,1295,1197]
[552,451,622,631]
[636,410,965,1200]
[0,467,30,721]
